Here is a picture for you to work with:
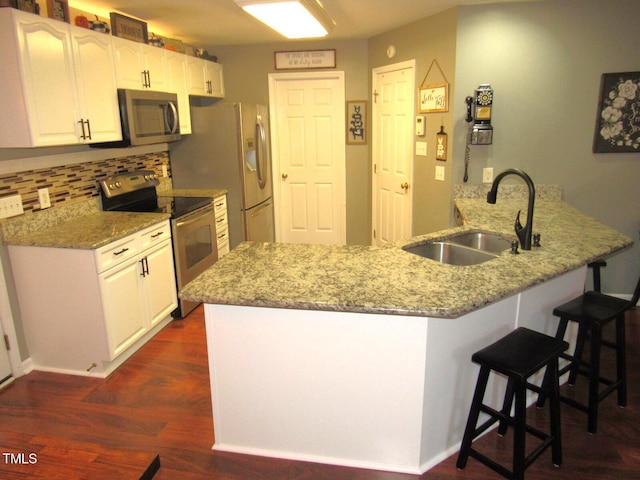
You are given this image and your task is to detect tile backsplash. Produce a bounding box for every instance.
[0,151,171,216]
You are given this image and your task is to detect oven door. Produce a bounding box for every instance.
[172,204,218,315]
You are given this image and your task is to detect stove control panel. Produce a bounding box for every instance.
[99,170,160,198]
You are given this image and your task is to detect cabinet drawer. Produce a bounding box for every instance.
[139,220,171,250]
[216,227,229,247]
[95,236,139,273]
[214,195,227,218]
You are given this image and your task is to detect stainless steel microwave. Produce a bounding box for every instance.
[92,89,181,148]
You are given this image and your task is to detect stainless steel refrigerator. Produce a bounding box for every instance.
[169,102,275,250]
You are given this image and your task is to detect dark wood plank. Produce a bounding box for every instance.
[0,305,638,479]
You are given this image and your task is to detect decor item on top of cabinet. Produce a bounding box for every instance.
[274,49,336,70]
[148,33,164,48]
[90,15,109,33]
[346,100,366,145]
[0,0,18,8]
[418,59,449,113]
[110,11,148,43]
[46,0,68,22]
[593,71,640,153]
[16,0,36,13]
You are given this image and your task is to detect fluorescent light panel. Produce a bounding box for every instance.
[235,0,335,39]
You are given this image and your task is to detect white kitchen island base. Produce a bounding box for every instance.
[203,267,585,474]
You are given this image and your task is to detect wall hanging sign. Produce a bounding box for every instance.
[436,124,448,161]
[593,71,640,153]
[419,59,449,113]
[346,100,367,145]
[110,12,148,44]
[274,49,336,70]
[46,0,69,23]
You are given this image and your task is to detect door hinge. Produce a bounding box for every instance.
[373,229,376,239]
[374,164,377,174]
[3,335,10,351]
[373,90,379,104]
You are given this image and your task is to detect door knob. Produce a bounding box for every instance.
[281,173,288,179]
[401,182,409,190]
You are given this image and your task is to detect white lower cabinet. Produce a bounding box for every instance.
[8,220,177,377]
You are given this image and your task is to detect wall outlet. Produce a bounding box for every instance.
[483,167,494,183]
[38,188,51,209]
[416,141,427,157]
[435,165,445,181]
[0,194,24,219]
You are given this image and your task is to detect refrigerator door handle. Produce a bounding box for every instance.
[255,119,268,189]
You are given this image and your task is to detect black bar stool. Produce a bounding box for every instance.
[537,272,640,433]
[457,327,569,480]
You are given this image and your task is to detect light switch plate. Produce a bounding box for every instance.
[0,194,24,219]
[38,188,51,209]
[416,141,427,156]
[435,165,445,181]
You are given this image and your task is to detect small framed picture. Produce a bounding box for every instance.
[419,83,449,113]
[593,71,640,153]
[346,100,367,145]
[46,0,69,23]
[110,12,149,44]
[16,0,36,13]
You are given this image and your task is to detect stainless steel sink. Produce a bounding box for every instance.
[403,241,498,266]
[447,231,511,254]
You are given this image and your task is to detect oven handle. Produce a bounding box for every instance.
[175,205,214,228]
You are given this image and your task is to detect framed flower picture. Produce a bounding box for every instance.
[593,71,640,153]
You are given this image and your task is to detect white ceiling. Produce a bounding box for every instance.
[70,0,535,48]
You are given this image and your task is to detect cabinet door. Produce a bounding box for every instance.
[185,55,208,96]
[142,44,169,92]
[143,240,178,328]
[165,50,191,134]
[71,29,122,143]
[205,61,225,98]
[15,13,80,146]
[100,259,146,359]
[112,36,145,89]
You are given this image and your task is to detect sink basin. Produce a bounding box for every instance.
[447,231,511,254]
[403,241,498,266]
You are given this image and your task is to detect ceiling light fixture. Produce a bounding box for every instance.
[234,0,335,39]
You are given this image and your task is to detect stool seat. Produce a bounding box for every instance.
[457,327,568,480]
[552,291,630,322]
[473,327,569,381]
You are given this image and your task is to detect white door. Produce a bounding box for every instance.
[372,61,415,245]
[269,71,346,245]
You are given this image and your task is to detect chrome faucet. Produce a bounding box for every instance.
[486,168,535,250]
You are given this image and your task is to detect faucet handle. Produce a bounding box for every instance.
[514,210,523,232]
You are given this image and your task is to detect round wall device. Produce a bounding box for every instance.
[386,45,396,58]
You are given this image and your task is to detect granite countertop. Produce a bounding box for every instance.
[4,211,170,249]
[180,197,633,318]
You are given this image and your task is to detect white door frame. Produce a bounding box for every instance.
[371,60,415,245]
[268,70,346,244]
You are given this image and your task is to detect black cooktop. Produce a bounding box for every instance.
[157,195,213,218]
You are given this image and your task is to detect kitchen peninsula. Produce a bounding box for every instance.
[181,186,632,474]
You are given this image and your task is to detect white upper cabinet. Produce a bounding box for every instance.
[0,9,121,147]
[112,36,169,92]
[165,49,191,134]
[185,55,225,98]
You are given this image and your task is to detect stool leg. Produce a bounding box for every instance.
[513,380,527,480]
[587,324,602,434]
[616,314,627,407]
[457,367,490,470]
[498,377,515,436]
[568,323,587,385]
[537,317,569,408]
[548,359,563,467]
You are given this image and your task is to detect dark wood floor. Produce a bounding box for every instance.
[0,306,638,479]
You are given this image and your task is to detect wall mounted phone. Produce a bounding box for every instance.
[463,84,494,182]
[465,84,494,145]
